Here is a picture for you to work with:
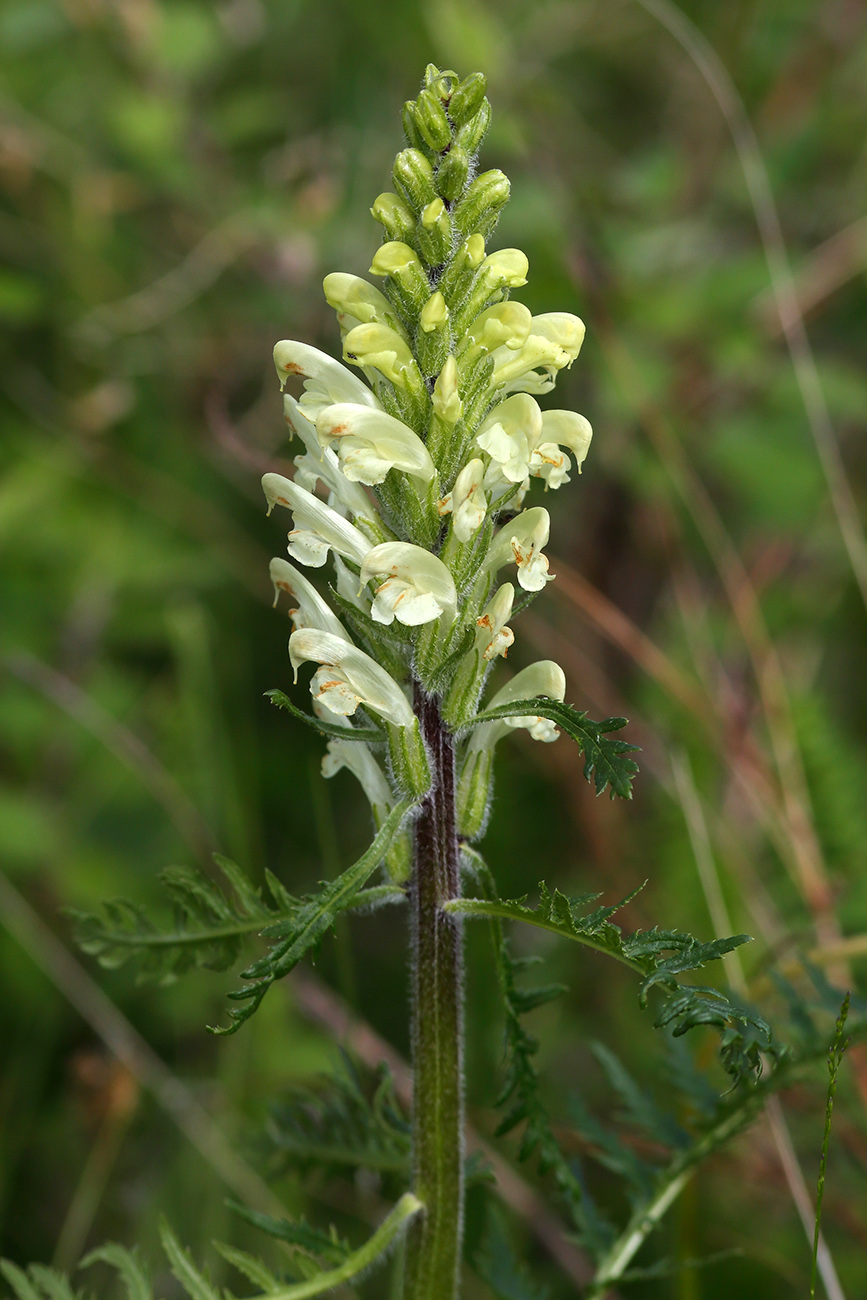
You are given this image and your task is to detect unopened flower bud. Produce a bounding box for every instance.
[323,272,408,338]
[343,323,426,404]
[416,198,452,267]
[369,241,430,317]
[392,148,437,213]
[417,290,450,375]
[431,355,462,426]
[371,192,417,242]
[448,73,487,128]
[414,87,452,151]
[439,233,486,304]
[453,168,510,239]
[401,101,427,152]
[452,248,530,334]
[435,145,470,202]
[455,99,492,155]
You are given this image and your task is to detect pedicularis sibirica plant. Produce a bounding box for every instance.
[6,66,859,1300]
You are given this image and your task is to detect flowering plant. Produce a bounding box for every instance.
[11,64,855,1300]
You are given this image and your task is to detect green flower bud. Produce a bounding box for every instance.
[456,746,493,838]
[323,272,408,338]
[371,192,417,242]
[451,248,529,334]
[431,355,462,426]
[392,148,437,214]
[438,232,486,303]
[423,62,442,89]
[369,241,430,317]
[387,718,431,798]
[453,169,511,239]
[417,291,450,376]
[455,99,492,155]
[414,88,452,151]
[416,197,452,266]
[435,145,470,202]
[448,72,487,128]
[402,101,427,153]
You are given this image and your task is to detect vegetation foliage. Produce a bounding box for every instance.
[2,1,866,1297]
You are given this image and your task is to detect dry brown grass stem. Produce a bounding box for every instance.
[0,866,287,1220]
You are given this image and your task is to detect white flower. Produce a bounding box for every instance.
[274,340,380,423]
[438,459,487,542]
[529,410,593,490]
[322,739,393,824]
[316,404,435,486]
[476,399,593,497]
[489,312,585,397]
[486,506,552,592]
[475,583,515,661]
[262,473,372,568]
[360,542,457,627]
[283,395,379,523]
[322,272,408,339]
[476,394,542,493]
[269,558,349,640]
[471,660,567,750]
[288,628,415,726]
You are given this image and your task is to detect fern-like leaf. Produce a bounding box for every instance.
[446,880,773,1085]
[473,1208,549,1300]
[465,699,639,797]
[212,796,417,1033]
[79,1245,150,1300]
[259,1053,411,1179]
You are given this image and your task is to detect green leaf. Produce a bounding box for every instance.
[159,1219,220,1300]
[423,624,475,695]
[211,796,418,1034]
[69,855,288,983]
[266,689,385,742]
[446,881,767,1085]
[473,1207,549,1300]
[211,1244,281,1293]
[465,699,639,797]
[226,1205,351,1267]
[80,1246,150,1300]
[257,1054,411,1179]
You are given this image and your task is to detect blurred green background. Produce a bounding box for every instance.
[2,0,867,1294]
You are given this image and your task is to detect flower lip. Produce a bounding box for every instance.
[269,557,350,641]
[360,542,457,627]
[262,472,372,568]
[317,404,435,485]
[273,340,379,410]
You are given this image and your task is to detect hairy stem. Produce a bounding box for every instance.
[404,687,464,1300]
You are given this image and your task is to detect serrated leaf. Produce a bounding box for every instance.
[473,1208,549,1300]
[447,882,766,1086]
[210,796,417,1034]
[159,1220,220,1300]
[80,1245,151,1300]
[226,1203,350,1267]
[69,856,287,984]
[258,1053,410,1179]
[465,698,639,797]
[266,689,384,742]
